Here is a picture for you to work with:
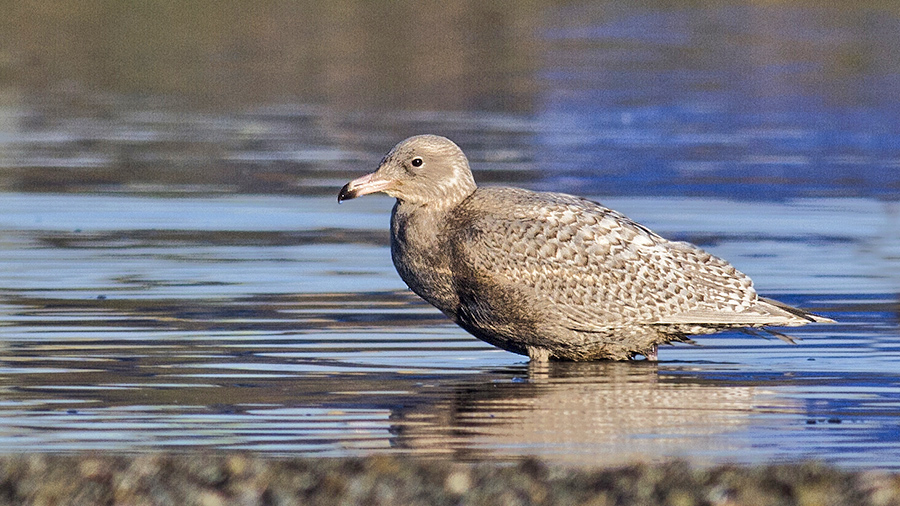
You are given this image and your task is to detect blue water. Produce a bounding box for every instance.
[535,4,900,200]
[0,0,898,468]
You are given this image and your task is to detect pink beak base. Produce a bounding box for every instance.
[338,172,393,202]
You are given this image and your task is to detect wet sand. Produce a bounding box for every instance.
[1,454,896,506]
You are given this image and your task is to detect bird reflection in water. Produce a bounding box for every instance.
[386,361,794,464]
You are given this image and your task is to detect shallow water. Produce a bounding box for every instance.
[1,0,900,468]
[0,192,895,467]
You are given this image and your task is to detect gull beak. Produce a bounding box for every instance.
[338,172,393,203]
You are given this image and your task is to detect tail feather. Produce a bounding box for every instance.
[740,326,798,344]
[656,297,835,328]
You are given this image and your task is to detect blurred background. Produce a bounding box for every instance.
[0,0,898,467]
[2,0,899,198]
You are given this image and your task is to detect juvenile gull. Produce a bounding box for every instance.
[338,135,833,361]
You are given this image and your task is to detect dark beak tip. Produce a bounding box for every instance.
[337,183,355,203]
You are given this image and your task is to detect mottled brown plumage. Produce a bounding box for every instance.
[338,135,833,361]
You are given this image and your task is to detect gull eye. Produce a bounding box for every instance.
[411,157,424,168]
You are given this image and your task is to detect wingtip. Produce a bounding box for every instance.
[756,297,836,325]
[809,314,837,324]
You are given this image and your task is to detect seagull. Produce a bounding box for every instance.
[339,135,833,361]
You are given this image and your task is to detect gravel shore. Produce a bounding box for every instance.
[1,454,898,506]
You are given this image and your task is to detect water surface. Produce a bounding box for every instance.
[0,192,895,467]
